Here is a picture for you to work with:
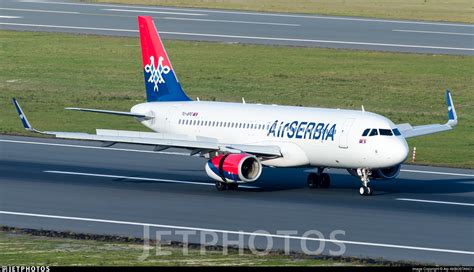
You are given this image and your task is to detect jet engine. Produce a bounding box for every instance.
[347,164,401,180]
[205,153,262,183]
[371,164,401,180]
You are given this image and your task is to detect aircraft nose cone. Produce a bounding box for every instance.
[393,138,409,164]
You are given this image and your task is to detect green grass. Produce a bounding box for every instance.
[85,0,474,23]
[1,30,473,168]
[0,230,365,266]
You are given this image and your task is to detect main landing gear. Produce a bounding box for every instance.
[307,168,331,189]
[215,181,239,191]
[357,168,373,196]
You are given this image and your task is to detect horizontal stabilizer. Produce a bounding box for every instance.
[65,107,153,119]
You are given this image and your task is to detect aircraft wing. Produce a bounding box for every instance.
[12,98,281,157]
[396,90,458,139]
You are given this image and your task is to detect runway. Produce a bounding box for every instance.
[0,0,473,55]
[0,135,473,265]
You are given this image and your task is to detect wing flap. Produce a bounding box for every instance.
[51,129,281,156]
[53,131,218,149]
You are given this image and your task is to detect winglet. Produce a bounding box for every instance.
[445,90,457,126]
[11,98,41,133]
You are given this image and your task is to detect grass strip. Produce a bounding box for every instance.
[1,30,472,168]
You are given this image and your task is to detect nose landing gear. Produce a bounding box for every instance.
[357,168,373,196]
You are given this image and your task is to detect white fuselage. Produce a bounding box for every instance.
[131,101,409,169]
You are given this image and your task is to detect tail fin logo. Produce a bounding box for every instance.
[144,55,170,92]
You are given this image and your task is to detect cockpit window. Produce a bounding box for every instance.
[379,129,393,136]
[369,129,378,136]
[362,128,370,136]
[393,128,401,136]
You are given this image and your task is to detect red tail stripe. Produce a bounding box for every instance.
[138,16,173,70]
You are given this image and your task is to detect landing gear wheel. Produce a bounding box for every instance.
[228,183,239,190]
[359,186,372,196]
[307,173,321,189]
[357,168,373,196]
[320,173,331,189]
[215,181,228,191]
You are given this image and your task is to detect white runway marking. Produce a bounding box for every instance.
[156,31,474,51]
[401,169,474,177]
[18,0,474,28]
[0,22,472,52]
[102,8,205,16]
[0,15,23,19]
[0,139,188,156]
[396,198,474,207]
[162,17,300,27]
[0,7,79,14]
[44,170,259,188]
[1,210,473,255]
[0,22,138,32]
[394,29,474,36]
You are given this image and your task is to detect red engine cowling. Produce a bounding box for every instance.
[205,153,262,183]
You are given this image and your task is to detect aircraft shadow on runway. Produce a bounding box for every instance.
[2,161,473,196]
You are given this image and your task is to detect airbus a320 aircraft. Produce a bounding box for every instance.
[13,16,458,196]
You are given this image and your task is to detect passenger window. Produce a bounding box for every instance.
[393,128,401,136]
[369,129,378,136]
[379,129,393,136]
[362,128,370,136]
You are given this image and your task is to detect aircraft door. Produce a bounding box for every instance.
[338,118,355,149]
